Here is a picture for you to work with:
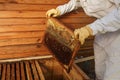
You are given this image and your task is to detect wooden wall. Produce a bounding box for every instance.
[0,0,96,60]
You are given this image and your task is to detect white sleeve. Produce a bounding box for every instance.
[56,0,81,15]
[89,7,120,35]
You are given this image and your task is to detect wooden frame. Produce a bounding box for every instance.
[0,56,90,80]
[43,17,80,73]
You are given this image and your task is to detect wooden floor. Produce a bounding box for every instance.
[0,59,47,80]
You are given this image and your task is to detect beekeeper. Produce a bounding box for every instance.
[46,0,120,80]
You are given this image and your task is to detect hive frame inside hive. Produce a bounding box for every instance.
[43,18,80,73]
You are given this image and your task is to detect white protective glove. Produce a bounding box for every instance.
[46,9,61,18]
[74,26,93,45]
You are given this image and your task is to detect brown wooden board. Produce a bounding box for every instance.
[43,18,80,72]
[0,0,95,62]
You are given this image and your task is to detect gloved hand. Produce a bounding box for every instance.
[74,25,93,45]
[46,9,60,18]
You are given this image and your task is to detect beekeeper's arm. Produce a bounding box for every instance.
[46,0,81,17]
[75,7,120,45]
[89,8,120,35]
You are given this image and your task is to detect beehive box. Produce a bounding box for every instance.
[0,0,96,80]
[0,57,90,80]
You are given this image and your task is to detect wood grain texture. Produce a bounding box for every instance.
[0,44,50,59]
[1,64,6,80]
[11,63,15,80]
[0,59,88,80]
[0,4,57,11]
[0,0,95,60]
[0,0,69,4]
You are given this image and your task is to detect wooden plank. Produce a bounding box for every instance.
[11,63,15,80]
[0,55,52,63]
[30,61,39,80]
[0,11,89,18]
[0,23,94,33]
[0,44,48,54]
[25,61,33,80]
[0,23,95,33]
[6,64,11,80]
[0,44,50,59]
[38,59,53,80]
[61,11,90,18]
[0,47,50,60]
[35,60,45,80]
[0,64,2,79]
[0,38,42,47]
[0,0,68,4]
[74,56,94,63]
[1,64,6,80]
[65,23,91,30]
[0,51,50,60]
[52,60,65,80]
[63,64,85,80]
[59,17,96,24]
[0,11,46,18]
[0,25,45,33]
[16,62,20,80]
[0,19,46,25]
[0,18,95,25]
[0,4,57,11]
[0,31,44,40]
[20,62,26,80]
[72,63,90,80]
[77,52,94,58]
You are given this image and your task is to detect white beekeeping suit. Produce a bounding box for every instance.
[56,0,120,80]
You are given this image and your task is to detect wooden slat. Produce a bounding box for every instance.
[59,17,96,24]
[0,11,89,18]
[0,11,46,18]
[25,61,33,80]
[6,64,11,80]
[72,63,90,80]
[0,44,47,54]
[11,63,15,80]
[0,52,50,61]
[0,4,57,11]
[0,0,68,4]
[61,11,90,18]
[35,60,45,80]
[63,64,85,80]
[65,23,91,30]
[0,31,44,40]
[0,23,94,33]
[16,62,20,80]
[1,64,6,80]
[30,61,39,80]
[0,64,2,79]
[0,55,52,63]
[0,19,46,25]
[0,25,45,33]
[20,62,26,80]
[74,56,94,63]
[52,60,64,80]
[0,44,50,59]
[38,59,53,80]
[0,38,42,47]
[0,18,95,25]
